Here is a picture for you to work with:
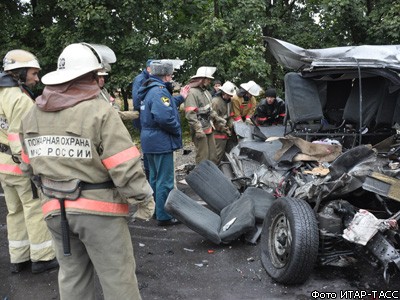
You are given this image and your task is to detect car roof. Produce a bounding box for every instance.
[264,37,400,72]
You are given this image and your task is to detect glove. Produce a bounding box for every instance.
[214,119,227,132]
[245,118,253,125]
[132,196,155,220]
[195,131,206,139]
[215,116,227,126]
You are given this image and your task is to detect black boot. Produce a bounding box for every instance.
[31,258,59,274]
[10,261,30,273]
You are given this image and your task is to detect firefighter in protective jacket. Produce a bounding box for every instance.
[19,43,154,300]
[185,66,227,164]
[231,80,262,124]
[211,81,237,164]
[0,49,57,274]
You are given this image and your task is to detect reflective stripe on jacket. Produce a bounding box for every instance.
[0,86,34,176]
[231,94,256,121]
[185,87,219,134]
[42,198,129,216]
[20,97,152,217]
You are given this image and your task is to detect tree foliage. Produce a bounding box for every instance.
[1,0,399,103]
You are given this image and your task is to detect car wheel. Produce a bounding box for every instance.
[260,196,319,284]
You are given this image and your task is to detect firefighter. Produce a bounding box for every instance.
[254,88,286,125]
[0,49,58,274]
[19,43,154,299]
[211,81,237,164]
[231,80,262,124]
[185,66,227,164]
[97,65,120,110]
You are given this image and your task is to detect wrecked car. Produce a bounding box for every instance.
[166,37,400,285]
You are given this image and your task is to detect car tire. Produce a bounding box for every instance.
[260,196,319,284]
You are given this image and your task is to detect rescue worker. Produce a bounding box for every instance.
[211,81,237,164]
[211,79,221,97]
[185,66,227,164]
[138,60,190,226]
[231,80,262,124]
[254,88,286,125]
[19,43,154,299]
[132,59,152,130]
[97,65,120,110]
[0,49,58,274]
[132,59,152,179]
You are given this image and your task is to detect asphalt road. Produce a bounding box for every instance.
[2,182,400,300]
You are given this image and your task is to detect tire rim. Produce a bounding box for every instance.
[269,212,292,268]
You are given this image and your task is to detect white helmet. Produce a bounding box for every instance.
[219,81,237,96]
[240,80,262,96]
[42,43,104,85]
[3,49,40,71]
[190,66,216,79]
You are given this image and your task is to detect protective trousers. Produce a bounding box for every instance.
[0,173,55,263]
[214,137,228,164]
[192,132,217,164]
[46,214,141,300]
[215,134,238,164]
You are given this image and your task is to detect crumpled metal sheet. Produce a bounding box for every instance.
[264,37,400,71]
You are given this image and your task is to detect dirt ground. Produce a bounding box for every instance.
[2,144,400,299]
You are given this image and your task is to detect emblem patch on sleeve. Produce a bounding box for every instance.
[161,97,170,106]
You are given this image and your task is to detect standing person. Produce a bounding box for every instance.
[132,59,152,130]
[97,66,120,110]
[231,80,262,124]
[185,66,226,165]
[211,79,221,97]
[19,43,154,299]
[132,59,152,179]
[211,81,237,164]
[0,49,58,274]
[139,60,190,226]
[254,88,286,125]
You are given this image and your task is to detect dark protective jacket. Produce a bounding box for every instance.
[254,97,286,125]
[132,69,150,129]
[138,75,184,154]
[0,72,18,87]
[132,69,150,111]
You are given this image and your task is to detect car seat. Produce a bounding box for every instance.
[165,189,256,245]
[284,72,329,137]
[342,77,386,130]
[185,160,276,223]
[343,77,394,145]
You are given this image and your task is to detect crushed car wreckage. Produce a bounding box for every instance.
[166,37,400,285]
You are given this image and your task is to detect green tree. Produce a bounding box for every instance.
[2,0,399,103]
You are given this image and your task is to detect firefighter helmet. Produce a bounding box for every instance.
[240,80,262,96]
[219,81,237,96]
[3,49,40,71]
[42,43,103,85]
[190,66,216,79]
